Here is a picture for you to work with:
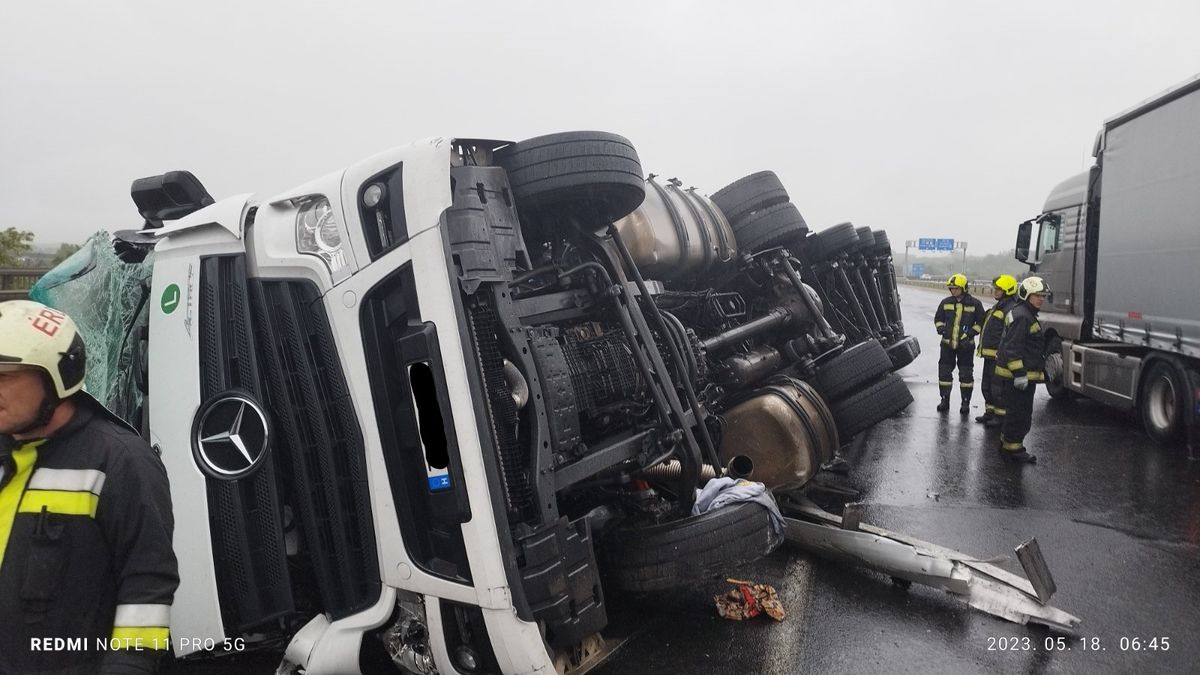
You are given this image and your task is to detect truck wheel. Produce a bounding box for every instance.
[854,226,876,252]
[1044,353,1071,399]
[711,171,790,227]
[600,502,781,593]
[815,339,892,401]
[871,229,892,257]
[731,202,809,253]
[885,335,920,371]
[1140,360,1186,445]
[495,131,646,224]
[815,222,860,259]
[829,373,914,440]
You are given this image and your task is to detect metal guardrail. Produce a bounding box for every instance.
[897,278,990,296]
[0,267,50,301]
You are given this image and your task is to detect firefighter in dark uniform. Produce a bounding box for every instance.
[994,277,1049,463]
[0,300,179,674]
[975,274,1019,427]
[933,274,985,414]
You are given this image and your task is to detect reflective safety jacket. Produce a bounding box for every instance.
[933,292,985,349]
[995,300,1046,381]
[0,398,178,674]
[978,295,1017,358]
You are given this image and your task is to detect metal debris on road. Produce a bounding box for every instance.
[779,497,1081,634]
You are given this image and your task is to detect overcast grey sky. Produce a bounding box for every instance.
[2,1,1198,256]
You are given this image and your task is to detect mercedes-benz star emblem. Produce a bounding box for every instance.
[193,394,270,480]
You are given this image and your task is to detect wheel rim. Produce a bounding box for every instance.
[1146,373,1178,432]
[1045,353,1066,395]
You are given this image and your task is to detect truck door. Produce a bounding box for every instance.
[1033,205,1084,315]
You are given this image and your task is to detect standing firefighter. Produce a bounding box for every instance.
[975,274,1019,427]
[933,273,985,414]
[994,277,1049,463]
[0,300,179,674]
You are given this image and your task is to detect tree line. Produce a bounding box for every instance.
[0,227,80,268]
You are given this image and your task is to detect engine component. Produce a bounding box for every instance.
[562,326,645,412]
[719,345,785,389]
[612,175,737,280]
[717,378,838,491]
[699,307,793,352]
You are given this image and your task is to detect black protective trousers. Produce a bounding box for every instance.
[1000,379,1036,452]
[981,357,1005,417]
[938,343,974,402]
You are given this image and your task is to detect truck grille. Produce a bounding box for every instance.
[248,278,380,620]
[197,255,293,630]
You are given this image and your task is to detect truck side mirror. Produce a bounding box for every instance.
[1015,220,1033,266]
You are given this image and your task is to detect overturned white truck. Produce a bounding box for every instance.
[35,133,917,674]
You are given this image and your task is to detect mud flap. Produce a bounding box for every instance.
[779,498,1081,634]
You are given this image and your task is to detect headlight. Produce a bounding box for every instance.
[295,196,351,282]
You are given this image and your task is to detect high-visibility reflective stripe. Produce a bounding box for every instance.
[943,304,956,310]
[950,303,964,348]
[995,366,1013,378]
[1030,323,1041,334]
[0,443,42,572]
[109,627,170,650]
[980,348,998,357]
[993,310,1005,319]
[938,381,954,386]
[28,468,106,496]
[1001,440,1024,451]
[1028,371,1045,382]
[18,489,99,518]
[985,404,995,413]
[960,382,974,389]
[963,306,976,312]
[994,409,1007,416]
[934,322,946,328]
[1007,359,1024,370]
[114,603,172,627]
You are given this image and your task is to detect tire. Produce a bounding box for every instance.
[495,131,646,223]
[600,502,781,593]
[815,339,892,401]
[731,201,809,253]
[1140,360,1186,445]
[815,222,860,259]
[872,229,892,257]
[1044,352,1071,400]
[854,226,875,252]
[711,171,790,227]
[830,373,914,440]
[885,335,920,371]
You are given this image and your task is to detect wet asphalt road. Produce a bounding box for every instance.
[595,285,1200,675]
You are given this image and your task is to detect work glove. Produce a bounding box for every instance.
[1013,375,1029,391]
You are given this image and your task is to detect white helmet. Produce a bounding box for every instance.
[0,300,87,399]
[1017,276,1048,301]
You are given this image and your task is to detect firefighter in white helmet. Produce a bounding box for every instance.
[0,300,178,673]
[993,278,1049,463]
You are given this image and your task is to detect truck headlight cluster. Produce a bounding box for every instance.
[295,196,351,282]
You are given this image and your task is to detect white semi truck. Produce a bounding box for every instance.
[1016,73,1200,451]
[34,132,917,673]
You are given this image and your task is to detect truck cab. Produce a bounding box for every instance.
[1015,73,1200,449]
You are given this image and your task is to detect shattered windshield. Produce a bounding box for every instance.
[30,231,154,430]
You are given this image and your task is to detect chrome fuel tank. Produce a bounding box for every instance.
[613,176,738,279]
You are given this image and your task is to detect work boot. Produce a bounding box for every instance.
[959,400,971,415]
[974,412,993,424]
[937,397,950,412]
[1001,450,1037,464]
